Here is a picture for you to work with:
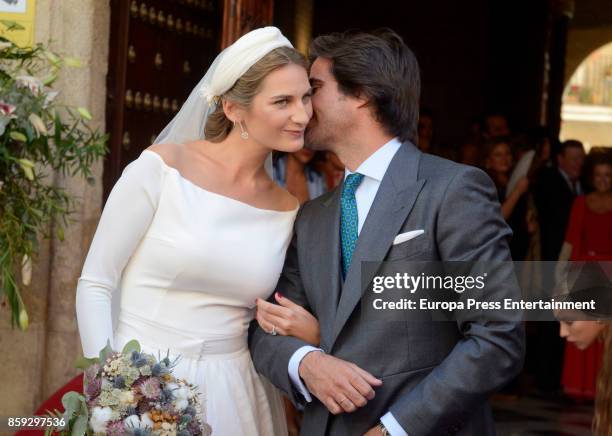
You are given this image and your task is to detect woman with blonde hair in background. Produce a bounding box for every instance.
[559,153,612,405]
[558,296,612,435]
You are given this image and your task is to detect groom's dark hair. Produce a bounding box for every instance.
[309,28,421,143]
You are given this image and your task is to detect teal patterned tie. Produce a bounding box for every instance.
[340,173,365,278]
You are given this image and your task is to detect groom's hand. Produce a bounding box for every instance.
[298,351,382,414]
[364,425,384,436]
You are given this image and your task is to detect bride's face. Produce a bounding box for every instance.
[243,64,313,153]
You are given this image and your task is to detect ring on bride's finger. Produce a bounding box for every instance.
[338,397,349,407]
[270,325,278,336]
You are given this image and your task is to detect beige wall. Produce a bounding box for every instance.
[565,26,612,84]
[0,0,110,422]
[561,26,612,151]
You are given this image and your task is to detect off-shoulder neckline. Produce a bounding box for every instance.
[141,150,299,214]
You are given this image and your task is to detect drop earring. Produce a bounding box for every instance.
[238,121,249,140]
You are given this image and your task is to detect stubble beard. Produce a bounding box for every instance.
[305,121,336,152]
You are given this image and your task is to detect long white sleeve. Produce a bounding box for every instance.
[76,152,165,357]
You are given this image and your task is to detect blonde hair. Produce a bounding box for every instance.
[594,324,612,435]
[204,46,307,142]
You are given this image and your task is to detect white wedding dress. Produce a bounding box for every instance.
[76,150,297,435]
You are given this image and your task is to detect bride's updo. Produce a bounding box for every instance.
[204,46,307,142]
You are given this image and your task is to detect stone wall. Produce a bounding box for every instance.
[0,0,110,422]
[565,26,612,83]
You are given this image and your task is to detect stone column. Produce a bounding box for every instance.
[0,0,110,420]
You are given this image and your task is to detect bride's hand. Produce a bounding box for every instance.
[256,293,320,346]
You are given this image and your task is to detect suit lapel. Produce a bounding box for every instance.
[315,187,342,346]
[330,143,426,348]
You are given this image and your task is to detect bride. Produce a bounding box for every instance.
[76,27,318,435]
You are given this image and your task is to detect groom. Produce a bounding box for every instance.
[250,29,525,436]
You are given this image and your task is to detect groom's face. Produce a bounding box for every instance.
[305,57,352,152]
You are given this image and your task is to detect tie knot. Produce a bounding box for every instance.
[343,173,364,196]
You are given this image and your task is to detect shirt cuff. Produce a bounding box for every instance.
[381,412,408,436]
[288,345,322,402]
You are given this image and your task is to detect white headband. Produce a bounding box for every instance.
[199,26,293,105]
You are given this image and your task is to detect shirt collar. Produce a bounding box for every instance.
[344,137,402,182]
[558,167,571,183]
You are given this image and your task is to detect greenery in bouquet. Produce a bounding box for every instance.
[48,340,211,436]
[0,21,107,329]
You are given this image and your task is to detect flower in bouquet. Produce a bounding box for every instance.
[89,406,115,433]
[55,340,212,436]
[0,100,16,136]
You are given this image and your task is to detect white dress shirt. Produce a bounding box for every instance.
[287,138,408,436]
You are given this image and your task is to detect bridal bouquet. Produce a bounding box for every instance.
[49,340,211,436]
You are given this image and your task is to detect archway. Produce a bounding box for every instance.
[561,42,612,151]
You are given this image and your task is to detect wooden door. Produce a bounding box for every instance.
[221,0,274,47]
[104,0,275,199]
[104,0,223,198]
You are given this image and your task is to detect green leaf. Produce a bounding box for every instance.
[41,72,58,86]
[63,57,82,67]
[121,339,141,355]
[0,38,108,330]
[44,50,61,66]
[24,122,34,141]
[60,391,82,419]
[28,113,47,135]
[98,340,113,364]
[30,208,44,218]
[18,308,28,330]
[77,107,92,120]
[72,414,88,436]
[17,158,34,168]
[18,159,35,180]
[56,226,65,241]
[74,355,98,370]
[9,131,27,142]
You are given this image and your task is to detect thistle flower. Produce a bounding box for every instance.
[113,375,126,389]
[159,387,175,405]
[151,363,162,377]
[133,357,148,368]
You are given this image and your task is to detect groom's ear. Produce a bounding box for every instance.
[352,91,371,110]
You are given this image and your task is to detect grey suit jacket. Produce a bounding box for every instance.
[249,142,525,436]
